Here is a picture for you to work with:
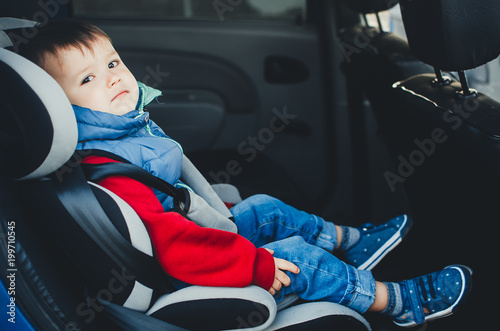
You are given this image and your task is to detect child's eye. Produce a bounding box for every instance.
[108,60,119,69]
[81,75,94,85]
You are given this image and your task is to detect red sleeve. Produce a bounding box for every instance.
[81,155,275,290]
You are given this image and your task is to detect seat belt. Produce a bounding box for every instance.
[181,155,234,219]
[51,165,176,294]
[79,150,233,219]
[80,161,238,233]
[80,162,193,217]
[80,162,187,205]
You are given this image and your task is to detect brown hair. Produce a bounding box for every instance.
[18,18,111,68]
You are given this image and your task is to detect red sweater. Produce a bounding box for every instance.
[82,156,275,290]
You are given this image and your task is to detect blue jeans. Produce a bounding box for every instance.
[232,194,376,313]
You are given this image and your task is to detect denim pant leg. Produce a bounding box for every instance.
[232,194,338,251]
[264,236,376,313]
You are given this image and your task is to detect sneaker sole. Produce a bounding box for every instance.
[358,215,412,271]
[394,265,473,328]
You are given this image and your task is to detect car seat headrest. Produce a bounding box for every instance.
[0,47,77,180]
[399,0,500,72]
[344,0,399,14]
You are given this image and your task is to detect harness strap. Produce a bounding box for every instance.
[81,162,187,204]
[81,159,238,233]
[181,155,233,219]
[78,149,233,219]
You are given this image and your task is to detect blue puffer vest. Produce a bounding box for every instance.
[74,82,183,210]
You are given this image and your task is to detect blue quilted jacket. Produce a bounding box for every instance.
[74,82,184,210]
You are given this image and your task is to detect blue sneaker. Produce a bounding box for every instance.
[393,265,473,327]
[343,214,412,270]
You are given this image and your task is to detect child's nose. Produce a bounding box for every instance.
[108,73,121,88]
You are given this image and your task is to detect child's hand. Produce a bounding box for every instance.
[264,248,300,296]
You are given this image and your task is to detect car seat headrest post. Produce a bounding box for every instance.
[433,68,444,84]
[375,12,384,33]
[361,12,384,34]
[432,68,451,87]
[362,14,369,27]
[456,70,478,99]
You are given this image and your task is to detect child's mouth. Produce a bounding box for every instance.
[112,90,129,102]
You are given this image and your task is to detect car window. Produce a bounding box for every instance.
[72,0,306,22]
[364,10,392,34]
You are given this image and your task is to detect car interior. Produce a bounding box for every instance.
[1,0,499,330]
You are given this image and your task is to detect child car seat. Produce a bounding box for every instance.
[0,18,371,330]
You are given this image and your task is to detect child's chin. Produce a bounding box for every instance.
[109,106,134,116]
[115,110,133,116]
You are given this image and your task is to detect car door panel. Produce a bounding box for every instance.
[93,20,328,203]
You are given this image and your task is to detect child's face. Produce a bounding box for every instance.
[43,37,140,116]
